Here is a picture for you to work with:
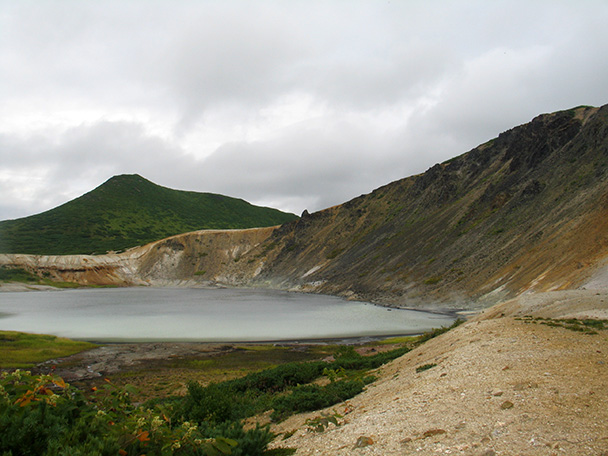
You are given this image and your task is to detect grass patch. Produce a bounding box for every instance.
[423,275,443,285]
[374,335,419,345]
[416,363,437,373]
[0,266,83,289]
[170,347,321,374]
[0,267,38,283]
[40,280,83,289]
[518,316,608,334]
[0,331,97,368]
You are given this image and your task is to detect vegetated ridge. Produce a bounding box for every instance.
[0,174,298,255]
[3,105,608,310]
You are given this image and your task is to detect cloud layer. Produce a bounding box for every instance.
[1,1,608,220]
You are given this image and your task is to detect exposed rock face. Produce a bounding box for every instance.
[3,105,608,310]
[0,227,276,288]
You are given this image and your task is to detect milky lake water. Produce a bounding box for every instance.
[0,287,455,342]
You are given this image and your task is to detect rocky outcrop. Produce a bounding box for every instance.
[3,105,608,311]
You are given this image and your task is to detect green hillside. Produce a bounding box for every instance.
[0,174,298,255]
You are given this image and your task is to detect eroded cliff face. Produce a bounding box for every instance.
[3,105,608,310]
[0,227,276,288]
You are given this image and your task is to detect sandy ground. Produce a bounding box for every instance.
[269,290,608,456]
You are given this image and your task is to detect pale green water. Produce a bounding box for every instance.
[0,287,454,342]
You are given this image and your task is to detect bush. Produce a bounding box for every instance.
[270,380,365,421]
[0,371,241,456]
[227,361,326,394]
[177,382,236,424]
[415,318,464,344]
[197,422,278,456]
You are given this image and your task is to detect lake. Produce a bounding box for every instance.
[0,287,455,342]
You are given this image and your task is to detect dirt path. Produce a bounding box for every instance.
[271,290,608,455]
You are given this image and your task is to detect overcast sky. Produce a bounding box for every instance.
[1,0,607,220]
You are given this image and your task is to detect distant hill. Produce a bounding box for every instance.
[0,174,298,255]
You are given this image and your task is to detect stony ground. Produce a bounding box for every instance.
[270,290,608,456]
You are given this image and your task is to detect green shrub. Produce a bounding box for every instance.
[197,421,278,456]
[177,382,237,424]
[270,380,365,421]
[416,363,437,373]
[0,371,244,456]
[227,361,326,394]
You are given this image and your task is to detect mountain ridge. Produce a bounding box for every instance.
[2,104,608,309]
[215,104,607,306]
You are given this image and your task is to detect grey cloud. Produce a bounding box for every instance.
[157,3,314,126]
[194,115,411,212]
[2,0,608,222]
[0,121,193,219]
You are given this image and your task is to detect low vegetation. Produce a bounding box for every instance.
[0,371,245,456]
[415,363,437,373]
[0,267,38,284]
[0,319,464,455]
[517,316,608,334]
[0,174,297,255]
[0,331,97,369]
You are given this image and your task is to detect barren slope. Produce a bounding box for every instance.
[0,227,277,287]
[270,290,608,455]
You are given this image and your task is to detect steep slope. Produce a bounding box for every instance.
[0,227,277,288]
[220,105,608,306]
[0,174,298,255]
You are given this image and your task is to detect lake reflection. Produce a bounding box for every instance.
[0,287,454,342]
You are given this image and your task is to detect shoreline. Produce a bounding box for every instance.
[31,336,404,386]
[74,331,437,346]
[0,281,470,314]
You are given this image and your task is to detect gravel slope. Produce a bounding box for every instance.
[271,290,608,455]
